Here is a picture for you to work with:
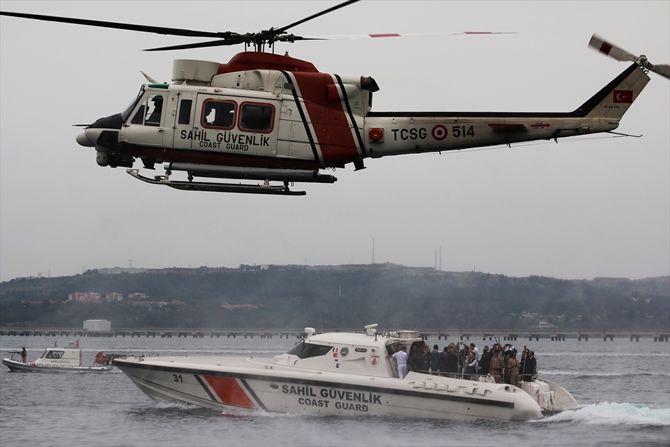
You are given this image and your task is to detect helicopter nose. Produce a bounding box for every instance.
[76,130,95,147]
[76,128,104,147]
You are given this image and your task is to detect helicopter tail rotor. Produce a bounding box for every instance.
[589,34,670,80]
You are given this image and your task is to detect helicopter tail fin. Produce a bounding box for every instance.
[576,62,650,120]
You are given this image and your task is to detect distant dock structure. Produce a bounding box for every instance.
[0,327,668,342]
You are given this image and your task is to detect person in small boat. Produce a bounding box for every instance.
[21,347,27,363]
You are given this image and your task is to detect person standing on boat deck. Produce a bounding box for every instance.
[410,345,425,373]
[436,346,448,375]
[422,343,431,372]
[490,348,504,383]
[507,350,520,387]
[479,346,492,376]
[525,351,537,382]
[429,344,440,373]
[464,350,478,380]
[21,347,27,363]
[519,349,528,380]
[470,343,480,362]
[446,343,459,374]
[457,343,467,373]
[390,346,408,379]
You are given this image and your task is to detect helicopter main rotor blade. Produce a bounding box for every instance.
[0,10,227,39]
[275,0,359,34]
[300,31,517,40]
[144,39,244,52]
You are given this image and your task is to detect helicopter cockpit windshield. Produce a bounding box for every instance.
[121,87,145,122]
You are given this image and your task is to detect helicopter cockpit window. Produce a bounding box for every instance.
[130,94,164,126]
[239,103,274,132]
[201,100,235,129]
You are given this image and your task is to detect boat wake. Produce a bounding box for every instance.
[538,402,669,426]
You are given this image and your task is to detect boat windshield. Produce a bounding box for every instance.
[121,86,146,122]
[44,350,64,359]
[287,342,332,359]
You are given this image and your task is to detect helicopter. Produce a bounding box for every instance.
[1,0,668,196]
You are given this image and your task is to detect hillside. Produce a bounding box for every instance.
[1,265,668,329]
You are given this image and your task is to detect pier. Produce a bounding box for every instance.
[0,327,668,342]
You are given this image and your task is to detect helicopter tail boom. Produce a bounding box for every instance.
[363,62,651,158]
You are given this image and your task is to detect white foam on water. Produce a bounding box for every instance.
[539,402,670,426]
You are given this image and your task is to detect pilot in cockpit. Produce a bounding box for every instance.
[146,96,163,125]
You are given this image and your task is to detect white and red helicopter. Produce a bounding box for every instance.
[1,0,668,196]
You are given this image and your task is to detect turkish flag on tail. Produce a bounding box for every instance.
[613,90,633,103]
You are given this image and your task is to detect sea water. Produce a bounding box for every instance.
[1,335,668,446]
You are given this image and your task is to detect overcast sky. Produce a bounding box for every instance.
[1,1,668,282]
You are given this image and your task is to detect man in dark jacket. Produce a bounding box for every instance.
[524,351,537,381]
[429,344,440,373]
[436,346,448,375]
[446,343,459,374]
[479,346,492,375]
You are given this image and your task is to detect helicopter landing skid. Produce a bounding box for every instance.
[126,169,306,196]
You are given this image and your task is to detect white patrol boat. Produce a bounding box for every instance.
[113,325,578,421]
[2,341,114,373]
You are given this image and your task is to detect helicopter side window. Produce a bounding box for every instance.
[177,100,193,125]
[145,95,164,126]
[239,103,274,132]
[201,100,236,129]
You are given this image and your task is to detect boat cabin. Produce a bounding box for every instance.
[273,324,422,378]
[34,341,82,367]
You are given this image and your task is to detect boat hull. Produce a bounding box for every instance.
[113,356,544,421]
[2,358,113,373]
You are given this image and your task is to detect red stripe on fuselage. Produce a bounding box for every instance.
[203,376,255,409]
[292,72,360,167]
